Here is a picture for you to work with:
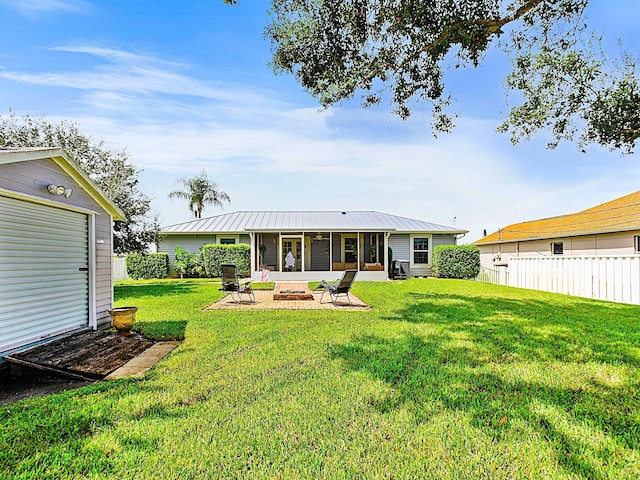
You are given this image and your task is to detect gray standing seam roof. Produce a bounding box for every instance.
[161,211,467,234]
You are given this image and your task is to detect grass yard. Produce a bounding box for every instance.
[1,279,639,479]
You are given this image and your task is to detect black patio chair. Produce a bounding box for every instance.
[220,263,255,303]
[319,269,358,305]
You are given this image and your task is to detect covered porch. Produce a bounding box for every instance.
[249,230,390,281]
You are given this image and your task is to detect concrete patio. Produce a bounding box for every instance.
[205,282,369,310]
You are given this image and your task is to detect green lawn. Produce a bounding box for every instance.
[2,279,639,479]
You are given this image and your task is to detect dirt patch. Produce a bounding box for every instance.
[0,366,94,406]
[6,330,154,380]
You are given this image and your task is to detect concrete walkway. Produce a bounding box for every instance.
[105,341,181,380]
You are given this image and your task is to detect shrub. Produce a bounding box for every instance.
[201,244,251,277]
[126,253,169,279]
[173,245,205,278]
[432,245,480,279]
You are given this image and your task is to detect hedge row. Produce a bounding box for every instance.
[201,244,251,277]
[125,253,169,279]
[432,245,480,279]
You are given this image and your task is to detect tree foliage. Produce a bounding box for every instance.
[263,0,639,153]
[0,112,158,253]
[168,170,230,219]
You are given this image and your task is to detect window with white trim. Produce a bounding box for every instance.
[411,235,430,265]
[635,235,640,254]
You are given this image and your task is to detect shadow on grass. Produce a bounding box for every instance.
[389,292,640,366]
[115,283,200,300]
[330,290,640,479]
[0,373,209,475]
[135,320,187,341]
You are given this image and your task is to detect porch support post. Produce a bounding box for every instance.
[330,232,333,271]
[357,232,361,271]
[302,231,305,272]
[278,232,282,272]
[249,232,255,275]
[385,232,390,280]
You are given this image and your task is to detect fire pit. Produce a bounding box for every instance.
[273,283,314,300]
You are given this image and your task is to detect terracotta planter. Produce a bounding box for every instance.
[108,306,138,336]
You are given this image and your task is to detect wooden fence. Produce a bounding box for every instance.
[478,255,640,305]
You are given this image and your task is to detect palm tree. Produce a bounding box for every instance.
[168,171,230,218]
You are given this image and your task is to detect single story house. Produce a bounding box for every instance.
[159,211,468,281]
[0,147,125,360]
[474,190,640,267]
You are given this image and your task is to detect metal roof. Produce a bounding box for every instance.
[161,211,467,234]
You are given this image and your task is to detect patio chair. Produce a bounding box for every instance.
[318,269,358,305]
[220,263,255,303]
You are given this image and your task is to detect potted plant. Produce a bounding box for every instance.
[108,306,138,336]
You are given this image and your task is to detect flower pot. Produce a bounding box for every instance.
[108,306,138,336]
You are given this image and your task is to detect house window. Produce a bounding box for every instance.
[635,235,640,254]
[552,242,563,255]
[412,236,430,265]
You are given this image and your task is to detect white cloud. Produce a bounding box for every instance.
[0,45,273,105]
[5,44,638,243]
[0,0,90,14]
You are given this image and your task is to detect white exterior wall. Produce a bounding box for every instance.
[478,230,640,268]
[0,156,116,355]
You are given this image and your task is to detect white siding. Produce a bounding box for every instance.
[389,234,410,263]
[0,195,89,354]
[0,157,115,329]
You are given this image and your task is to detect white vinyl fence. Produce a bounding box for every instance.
[476,265,509,286]
[112,256,128,281]
[477,255,640,305]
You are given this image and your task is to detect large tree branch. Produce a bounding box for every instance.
[416,0,547,56]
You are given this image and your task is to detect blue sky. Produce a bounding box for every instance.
[1,0,639,243]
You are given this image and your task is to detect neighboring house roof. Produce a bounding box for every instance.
[161,211,467,235]
[0,147,125,220]
[475,190,640,245]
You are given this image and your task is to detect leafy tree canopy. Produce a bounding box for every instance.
[0,112,158,253]
[259,0,639,153]
[168,170,231,219]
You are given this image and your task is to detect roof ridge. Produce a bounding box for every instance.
[476,190,640,244]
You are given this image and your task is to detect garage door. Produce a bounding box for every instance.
[0,195,89,354]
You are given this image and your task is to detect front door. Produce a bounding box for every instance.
[282,237,302,272]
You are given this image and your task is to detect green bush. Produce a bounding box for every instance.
[432,245,480,279]
[201,244,251,277]
[173,245,205,278]
[126,253,169,279]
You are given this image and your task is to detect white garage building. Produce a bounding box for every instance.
[0,147,125,361]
